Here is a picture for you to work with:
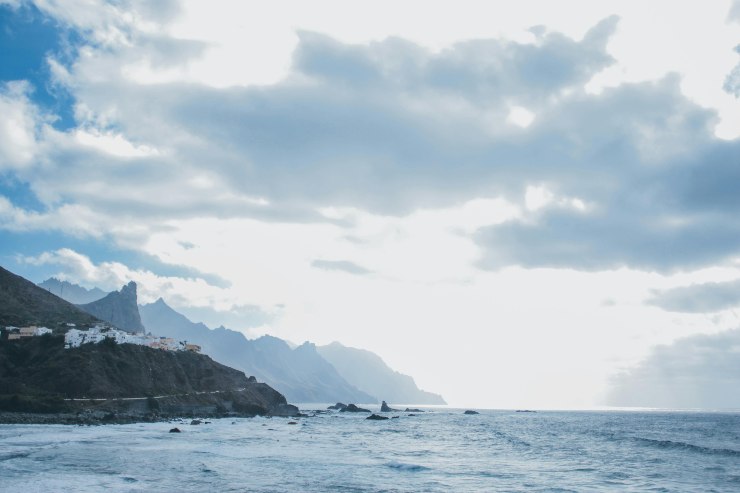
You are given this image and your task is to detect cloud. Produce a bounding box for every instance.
[1,7,738,277]
[647,279,740,313]
[20,247,261,314]
[729,0,740,23]
[607,328,740,408]
[724,45,740,97]
[0,81,41,169]
[311,259,373,275]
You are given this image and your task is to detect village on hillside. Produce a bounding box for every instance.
[1,323,201,353]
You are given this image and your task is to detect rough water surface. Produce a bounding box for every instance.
[1,409,739,492]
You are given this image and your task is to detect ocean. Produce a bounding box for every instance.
[1,408,739,492]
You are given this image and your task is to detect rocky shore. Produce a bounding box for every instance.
[0,388,299,425]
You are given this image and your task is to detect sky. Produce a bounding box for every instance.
[1,0,740,409]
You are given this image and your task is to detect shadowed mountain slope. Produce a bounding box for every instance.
[0,266,99,328]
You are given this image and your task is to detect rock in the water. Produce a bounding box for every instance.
[288,421,298,425]
[191,419,202,425]
[380,400,399,412]
[340,403,371,413]
[269,403,300,417]
[328,402,348,410]
[463,410,479,415]
[366,414,389,420]
[405,408,424,412]
[169,427,181,433]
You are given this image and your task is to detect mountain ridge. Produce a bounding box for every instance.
[139,299,376,403]
[317,341,446,405]
[38,278,108,304]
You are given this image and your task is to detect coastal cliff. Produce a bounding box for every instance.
[0,335,297,423]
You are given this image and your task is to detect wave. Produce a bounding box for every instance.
[635,437,740,457]
[384,461,430,472]
[0,452,31,462]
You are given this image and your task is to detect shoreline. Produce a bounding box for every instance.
[0,409,287,425]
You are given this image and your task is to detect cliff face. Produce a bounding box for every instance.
[0,266,100,328]
[0,335,294,417]
[78,281,144,332]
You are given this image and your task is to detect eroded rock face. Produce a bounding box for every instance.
[78,281,144,332]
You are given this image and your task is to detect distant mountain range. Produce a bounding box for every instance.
[38,278,108,304]
[317,342,445,405]
[35,277,446,405]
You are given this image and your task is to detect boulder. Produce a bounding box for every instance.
[269,403,300,417]
[327,402,348,411]
[404,408,424,412]
[366,414,389,420]
[191,419,202,425]
[340,403,371,413]
[380,400,399,412]
[169,427,181,433]
[463,410,479,415]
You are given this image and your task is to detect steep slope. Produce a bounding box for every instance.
[0,335,295,417]
[78,281,144,332]
[140,299,376,403]
[318,342,446,405]
[38,278,108,304]
[0,266,99,328]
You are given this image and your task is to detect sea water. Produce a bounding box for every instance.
[1,408,739,492]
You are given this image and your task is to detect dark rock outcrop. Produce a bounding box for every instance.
[169,427,181,433]
[464,410,480,415]
[405,408,424,412]
[328,402,347,410]
[381,400,399,412]
[366,414,389,420]
[79,281,144,332]
[340,403,371,413]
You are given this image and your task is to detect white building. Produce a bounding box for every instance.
[64,326,191,351]
[34,327,52,336]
